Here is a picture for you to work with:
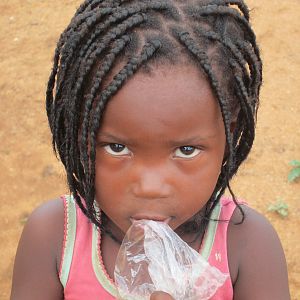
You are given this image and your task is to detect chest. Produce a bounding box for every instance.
[60,196,238,299]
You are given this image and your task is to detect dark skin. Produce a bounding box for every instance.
[11,65,290,299]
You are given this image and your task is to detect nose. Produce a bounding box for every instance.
[132,167,171,200]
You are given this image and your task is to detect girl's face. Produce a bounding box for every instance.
[95,65,226,234]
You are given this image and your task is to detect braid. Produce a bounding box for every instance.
[235,39,262,100]
[66,13,147,139]
[55,7,116,96]
[80,36,131,171]
[47,0,262,237]
[229,59,255,166]
[79,2,172,60]
[210,0,250,20]
[194,28,249,82]
[193,28,257,167]
[185,4,260,57]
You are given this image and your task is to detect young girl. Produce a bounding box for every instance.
[11,0,290,299]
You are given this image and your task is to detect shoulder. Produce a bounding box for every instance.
[11,198,65,300]
[29,197,65,225]
[227,203,290,300]
[22,198,65,262]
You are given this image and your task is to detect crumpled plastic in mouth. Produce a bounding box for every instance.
[114,219,228,300]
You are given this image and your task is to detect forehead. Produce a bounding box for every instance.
[99,65,223,141]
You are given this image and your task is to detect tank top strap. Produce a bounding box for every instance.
[210,197,237,274]
[59,195,77,288]
[59,195,117,299]
[200,197,238,261]
[203,197,239,300]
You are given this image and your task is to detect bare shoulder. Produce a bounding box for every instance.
[11,198,65,300]
[228,204,290,300]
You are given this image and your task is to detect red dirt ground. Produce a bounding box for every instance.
[0,1,299,299]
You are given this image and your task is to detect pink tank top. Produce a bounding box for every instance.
[59,195,236,299]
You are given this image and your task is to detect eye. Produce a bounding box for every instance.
[174,146,201,159]
[103,143,131,156]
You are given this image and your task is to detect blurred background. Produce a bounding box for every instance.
[0,0,299,299]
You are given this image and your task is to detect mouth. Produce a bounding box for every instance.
[130,214,172,224]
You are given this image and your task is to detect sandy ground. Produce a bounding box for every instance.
[0,0,299,299]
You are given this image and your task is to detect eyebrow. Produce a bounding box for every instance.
[97,132,218,145]
[168,134,218,145]
[97,132,128,145]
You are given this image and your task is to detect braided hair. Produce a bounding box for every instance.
[46,0,262,239]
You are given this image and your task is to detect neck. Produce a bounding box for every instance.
[101,215,125,245]
[103,228,123,245]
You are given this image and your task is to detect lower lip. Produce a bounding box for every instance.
[130,216,172,224]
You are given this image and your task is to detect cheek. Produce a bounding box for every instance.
[94,154,131,205]
[178,150,223,186]
[175,156,223,210]
[171,176,218,226]
[94,170,125,224]
[181,166,220,200]
[95,157,115,200]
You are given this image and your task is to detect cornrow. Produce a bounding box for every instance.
[46,0,262,240]
[79,2,173,60]
[186,4,258,54]
[194,28,249,84]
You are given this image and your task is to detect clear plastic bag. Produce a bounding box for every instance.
[114,220,228,300]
